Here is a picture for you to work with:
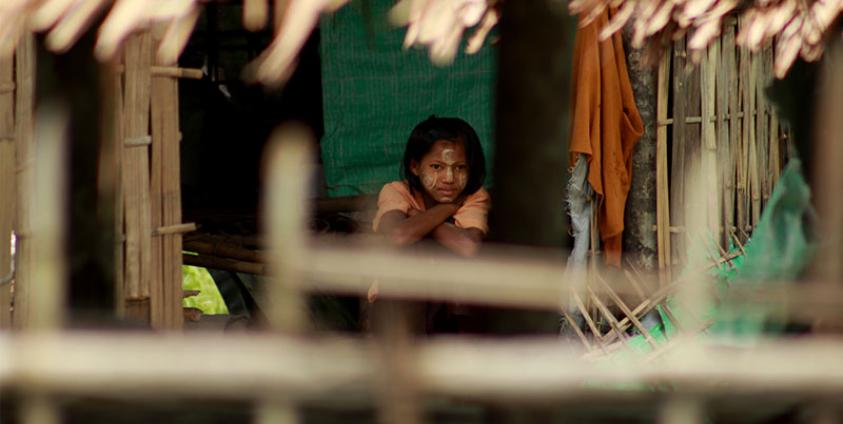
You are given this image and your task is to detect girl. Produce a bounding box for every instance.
[373,116,490,257]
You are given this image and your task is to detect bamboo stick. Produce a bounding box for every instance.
[183,254,265,275]
[116,66,204,80]
[112,63,125,318]
[183,239,262,263]
[736,25,751,241]
[716,23,731,249]
[13,34,35,329]
[122,32,154,323]
[594,274,658,348]
[150,32,165,330]
[656,51,672,285]
[5,333,843,400]
[757,46,771,205]
[153,223,196,236]
[162,83,184,329]
[723,17,738,247]
[264,126,313,333]
[701,41,719,238]
[748,50,761,228]
[29,105,68,332]
[670,38,688,266]
[0,53,13,328]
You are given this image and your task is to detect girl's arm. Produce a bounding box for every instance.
[377,203,460,246]
[431,224,484,257]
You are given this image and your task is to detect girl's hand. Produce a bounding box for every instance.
[406,208,421,218]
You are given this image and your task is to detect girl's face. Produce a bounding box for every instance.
[410,139,468,204]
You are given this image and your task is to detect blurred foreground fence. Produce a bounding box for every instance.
[3,124,843,424]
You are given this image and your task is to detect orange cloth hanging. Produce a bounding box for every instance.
[569,9,644,267]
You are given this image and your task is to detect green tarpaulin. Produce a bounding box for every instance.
[320,0,496,197]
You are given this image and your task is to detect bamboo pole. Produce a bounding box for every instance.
[0,49,13,327]
[757,46,771,206]
[723,17,738,246]
[112,63,125,318]
[748,50,761,228]
[670,38,688,266]
[736,25,751,242]
[13,34,35,329]
[716,23,731,249]
[4,333,843,400]
[656,51,672,284]
[262,126,314,424]
[700,41,719,239]
[122,32,154,323]
[28,105,67,332]
[151,26,186,330]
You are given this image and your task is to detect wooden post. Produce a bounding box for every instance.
[150,27,185,330]
[122,32,154,323]
[13,34,35,329]
[487,0,573,341]
[0,50,14,327]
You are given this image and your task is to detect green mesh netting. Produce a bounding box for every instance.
[319,0,497,196]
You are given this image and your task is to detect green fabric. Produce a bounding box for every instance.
[320,0,496,196]
[182,265,229,315]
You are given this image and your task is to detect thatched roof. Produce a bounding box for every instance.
[1,0,839,83]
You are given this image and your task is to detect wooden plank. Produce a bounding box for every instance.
[0,53,14,327]
[13,34,35,329]
[656,52,672,285]
[670,37,687,265]
[122,32,154,323]
[152,27,185,330]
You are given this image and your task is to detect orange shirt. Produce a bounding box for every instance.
[372,181,491,234]
[569,8,644,266]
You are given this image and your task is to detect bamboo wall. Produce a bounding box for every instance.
[657,16,788,280]
[119,31,197,329]
[0,32,195,330]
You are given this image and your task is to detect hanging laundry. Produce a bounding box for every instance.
[569,8,644,267]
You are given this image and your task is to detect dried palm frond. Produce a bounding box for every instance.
[570,0,843,78]
[390,0,497,65]
[0,0,199,64]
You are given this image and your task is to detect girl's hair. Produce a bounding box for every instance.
[401,115,486,198]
